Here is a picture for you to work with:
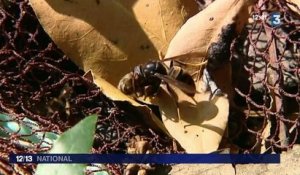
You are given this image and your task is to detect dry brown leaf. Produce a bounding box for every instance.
[29,0,198,85]
[165,0,253,59]
[147,84,229,153]
[29,0,199,139]
[146,0,255,153]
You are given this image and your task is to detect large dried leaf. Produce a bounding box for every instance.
[148,85,229,153]
[29,0,198,85]
[150,0,254,153]
[165,0,253,59]
[28,0,198,138]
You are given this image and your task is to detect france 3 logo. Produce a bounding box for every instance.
[252,12,281,27]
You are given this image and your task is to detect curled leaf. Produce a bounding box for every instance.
[29,0,198,85]
[149,0,255,152]
[164,0,254,68]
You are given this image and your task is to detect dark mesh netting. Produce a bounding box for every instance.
[0,1,179,174]
[230,0,300,153]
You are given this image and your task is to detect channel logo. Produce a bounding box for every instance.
[269,12,281,26]
[252,12,281,27]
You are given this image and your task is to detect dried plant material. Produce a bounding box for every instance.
[164,0,253,67]
[29,0,198,86]
[126,135,153,154]
[125,136,156,175]
[287,0,300,14]
[125,164,140,175]
[261,120,271,153]
[125,164,154,175]
[137,169,147,175]
[147,85,229,153]
[144,0,254,153]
